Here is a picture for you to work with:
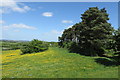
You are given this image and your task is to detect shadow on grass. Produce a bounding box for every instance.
[68,48,120,66]
[95,58,119,66]
[69,51,98,57]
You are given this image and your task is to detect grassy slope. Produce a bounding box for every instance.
[1,47,119,78]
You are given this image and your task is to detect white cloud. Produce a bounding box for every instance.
[12,24,36,29]
[62,20,73,23]
[12,6,31,12]
[42,29,63,42]
[67,25,73,28]
[0,20,5,24]
[0,0,31,14]
[2,23,37,30]
[42,12,53,17]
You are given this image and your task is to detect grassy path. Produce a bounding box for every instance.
[1,47,119,78]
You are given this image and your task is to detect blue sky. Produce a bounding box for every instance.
[1,2,118,42]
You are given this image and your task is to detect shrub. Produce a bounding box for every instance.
[20,39,48,55]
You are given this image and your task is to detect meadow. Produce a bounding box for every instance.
[1,47,119,78]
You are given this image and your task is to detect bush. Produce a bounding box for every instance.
[20,39,48,55]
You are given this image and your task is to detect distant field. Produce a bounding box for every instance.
[1,47,119,78]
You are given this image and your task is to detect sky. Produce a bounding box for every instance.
[0,2,118,42]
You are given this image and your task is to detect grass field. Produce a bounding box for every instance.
[1,47,119,78]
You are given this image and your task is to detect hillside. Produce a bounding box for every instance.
[1,47,119,78]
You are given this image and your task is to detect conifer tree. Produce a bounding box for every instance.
[59,7,114,56]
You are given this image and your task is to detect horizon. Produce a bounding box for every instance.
[1,2,118,42]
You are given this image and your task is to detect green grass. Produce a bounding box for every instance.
[1,47,119,78]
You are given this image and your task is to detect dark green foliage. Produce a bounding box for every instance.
[115,28,120,51]
[113,28,120,62]
[20,39,48,55]
[59,7,114,56]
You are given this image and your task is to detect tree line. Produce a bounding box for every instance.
[1,39,58,54]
